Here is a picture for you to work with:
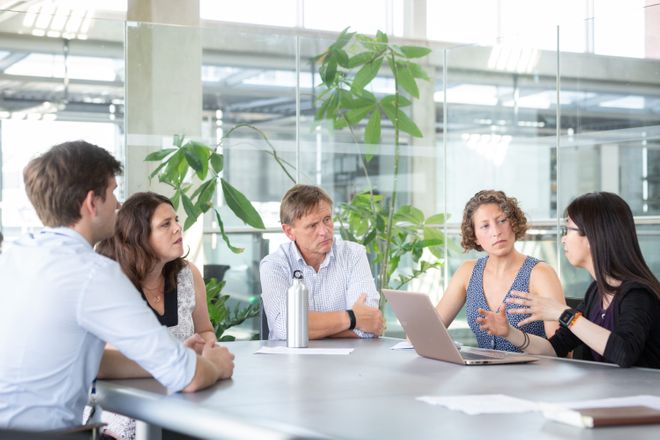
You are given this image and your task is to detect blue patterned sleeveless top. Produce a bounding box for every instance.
[465,256,546,352]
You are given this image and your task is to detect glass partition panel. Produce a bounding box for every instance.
[302,33,443,338]
[0,9,124,241]
[442,27,559,334]
[557,15,660,298]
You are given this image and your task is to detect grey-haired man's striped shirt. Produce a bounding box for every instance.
[260,238,380,340]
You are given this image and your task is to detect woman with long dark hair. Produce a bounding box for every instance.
[95,192,216,439]
[478,192,660,368]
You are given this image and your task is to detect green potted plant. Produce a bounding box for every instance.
[315,28,444,309]
[144,125,292,339]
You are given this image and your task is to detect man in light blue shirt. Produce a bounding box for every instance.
[0,141,234,432]
[260,184,384,340]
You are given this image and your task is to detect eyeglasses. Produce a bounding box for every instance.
[560,226,581,236]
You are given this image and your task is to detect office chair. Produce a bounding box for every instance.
[203,264,230,284]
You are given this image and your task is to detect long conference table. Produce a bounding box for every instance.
[96,338,660,439]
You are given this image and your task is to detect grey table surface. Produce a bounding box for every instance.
[96,338,660,440]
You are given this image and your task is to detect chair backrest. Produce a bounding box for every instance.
[260,297,269,340]
[203,264,230,283]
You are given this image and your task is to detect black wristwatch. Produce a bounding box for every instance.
[346,309,357,330]
[558,308,576,328]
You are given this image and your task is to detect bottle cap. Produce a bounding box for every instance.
[293,270,303,280]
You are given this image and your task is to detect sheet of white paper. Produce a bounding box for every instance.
[417,394,540,415]
[547,395,660,411]
[255,346,353,355]
[390,341,414,350]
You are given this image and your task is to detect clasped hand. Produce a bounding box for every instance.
[352,293,385,335]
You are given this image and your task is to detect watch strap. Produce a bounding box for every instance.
[347,309,356,330]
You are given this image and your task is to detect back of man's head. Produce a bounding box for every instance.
[24,140,123,227]
[280,184,333,225]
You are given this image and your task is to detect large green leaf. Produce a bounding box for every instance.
[341,94,376,109]
[425,213,445,225]
[181,193,201,230]
[334,48,349,67]
[194,179,217,213]
[381,95,412,108]
[215,210,243,254]
[380,104,423,138]
[364,109,381,145]
[325,92,340,120]
[424,226,445,259]
[394,63,419,98]
[324,59,337,84]
[394,205,425,225]
[333,27,354,50]
[345,104,374,125]
[400,45,432,58]
[221,178,265,229]
[210,152,224,173]
[394,109,423,137]
[145,148,176,162]
[352,57,383,92]
[161,150,186,186]
[184,141,211,180]
[408,62,430,80]
[347,52,373,68]
[149,159,169,181]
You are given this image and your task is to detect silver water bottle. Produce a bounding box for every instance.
[287,270,309,348]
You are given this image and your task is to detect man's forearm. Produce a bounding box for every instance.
[182,355,220,393]
[308,310,351,339]
[97,348,150,379]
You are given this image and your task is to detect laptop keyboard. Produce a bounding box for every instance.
[460,350,508,360]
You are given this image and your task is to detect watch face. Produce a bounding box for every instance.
[559,308,575,327]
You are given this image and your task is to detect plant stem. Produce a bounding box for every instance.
[344,114,376,213]
[378,49,400,310]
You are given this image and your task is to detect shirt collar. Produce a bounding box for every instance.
[41,226,93,250]
[289,239,336,269]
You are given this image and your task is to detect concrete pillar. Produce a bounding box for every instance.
[125,0,201,195]
[125,0,204,265]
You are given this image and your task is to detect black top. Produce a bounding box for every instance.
[140,279,178,327]
[549,281,660,369]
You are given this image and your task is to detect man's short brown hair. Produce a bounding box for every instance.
[461,189,528,252]
[280,184,333,225]
[23,140,122,227]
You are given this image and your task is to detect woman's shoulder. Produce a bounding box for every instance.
[528,260,563,297]
[618,281,659,301]
[452,259,478,282]
[178,260,195,281]
[529,260,558,278]
[457,259,478,273]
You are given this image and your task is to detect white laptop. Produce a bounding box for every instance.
[383,289,538,365]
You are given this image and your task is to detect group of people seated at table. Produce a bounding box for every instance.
[1,140,659,438]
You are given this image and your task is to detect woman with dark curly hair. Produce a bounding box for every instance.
[435,189,566,352]
[478,192,660,368]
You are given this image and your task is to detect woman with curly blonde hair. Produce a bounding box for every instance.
[435,190,566,352]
